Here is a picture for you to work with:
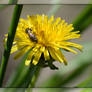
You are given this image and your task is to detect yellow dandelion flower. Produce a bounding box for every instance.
[8,14,83,66]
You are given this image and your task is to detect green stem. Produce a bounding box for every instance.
[0,5,23,87]
[13,64,38,87]
[8,0,18,4]
[31,67,41,87]
[24,66,41,92]
[27,65,41,88]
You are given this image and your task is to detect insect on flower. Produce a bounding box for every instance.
[25,28,38,43]
[5,14,83,66]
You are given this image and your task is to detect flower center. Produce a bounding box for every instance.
[36,30,49,47]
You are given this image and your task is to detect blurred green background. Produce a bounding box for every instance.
[0,4,92,92]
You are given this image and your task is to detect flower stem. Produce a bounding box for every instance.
[0,5,23,87]
[12,64,39,87]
